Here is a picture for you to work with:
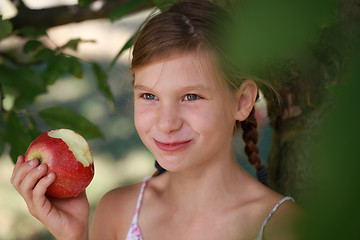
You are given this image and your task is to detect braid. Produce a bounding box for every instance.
[152,160,167,177]
[240,108,269,185]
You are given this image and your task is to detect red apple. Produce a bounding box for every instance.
[24,129,94,198]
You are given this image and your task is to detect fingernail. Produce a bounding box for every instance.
[37,164,44,170]
[47,172,55,178]
[29,160,35,165]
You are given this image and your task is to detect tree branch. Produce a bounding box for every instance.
[10,0,28,10]
[10,0,154,30]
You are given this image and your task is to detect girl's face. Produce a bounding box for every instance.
[133,52,239,172]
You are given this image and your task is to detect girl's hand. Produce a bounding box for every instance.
[11,156,90,240]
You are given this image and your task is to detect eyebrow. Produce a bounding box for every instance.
[133,84,152,91]
[133,84,209,92]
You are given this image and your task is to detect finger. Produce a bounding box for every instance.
[11,156,25,183]
[15,155,25,168]
[19,163,49,201]
[31,172,56,216]
[33,172,56,199]
[11,159,39,190]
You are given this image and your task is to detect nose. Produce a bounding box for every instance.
[156,102,183,133]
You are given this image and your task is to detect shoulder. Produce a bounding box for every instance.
[233,178,302,240]
[260,194,304,240]
[90,180,145,240]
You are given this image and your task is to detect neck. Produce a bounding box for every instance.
[162,154,248,212]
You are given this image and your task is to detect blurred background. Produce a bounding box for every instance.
[0,1,155,239]
[1,0,359,239]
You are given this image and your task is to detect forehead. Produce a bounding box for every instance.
[133,51,223,89]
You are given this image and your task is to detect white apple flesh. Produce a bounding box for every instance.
[24,129,94,198]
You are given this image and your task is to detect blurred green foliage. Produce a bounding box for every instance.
[225,0,336,76]
[302,44,360,239]
[109,0,149,21]
[0,24,107,162]
[0,0,173,164]
[0,16,12,40]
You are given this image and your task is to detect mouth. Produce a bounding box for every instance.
[154,139,192,152]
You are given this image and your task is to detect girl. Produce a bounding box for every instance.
[11,0,301,239]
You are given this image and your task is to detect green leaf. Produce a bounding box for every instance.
[33,48,55,62]
[25,115,41,138]
[39,106,103,140]
[19,26,47,38]
[63,38,82,51]
[109,35,134,70]
[152,0,176,11]
[23,40,44,54]
[61,38,96,51]
[4,111,33,163]
[68,57,83,79]
[42,54,84,84]
[92,63,114,103]
[0,65,47,109]
[43,55,71,85]
[109,0,148,22]
[78,0,91,7]
[0,17,13,40]
[0,120,5,156]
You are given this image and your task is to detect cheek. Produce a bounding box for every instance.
[186,105,218,133]
[134,104,150,133]
[197,103,236,134]
[134,102,159,135]
[134,113,152,150]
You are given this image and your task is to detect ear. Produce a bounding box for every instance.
[234,80,258,121]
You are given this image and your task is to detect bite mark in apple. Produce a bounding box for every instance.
[48,129,92,167]
[24,128,95,198]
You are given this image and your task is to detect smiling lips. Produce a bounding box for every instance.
[154,139,192,151]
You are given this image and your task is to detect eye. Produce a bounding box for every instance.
[183,94,200,101]
[141,93,158,100]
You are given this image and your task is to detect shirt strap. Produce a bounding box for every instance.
[255,196,295,240]
[125,177,151,240]
[135,177,151,211]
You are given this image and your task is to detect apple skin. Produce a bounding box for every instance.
[24,129,94,198]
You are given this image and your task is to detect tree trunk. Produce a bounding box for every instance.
[267,0,360,205]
